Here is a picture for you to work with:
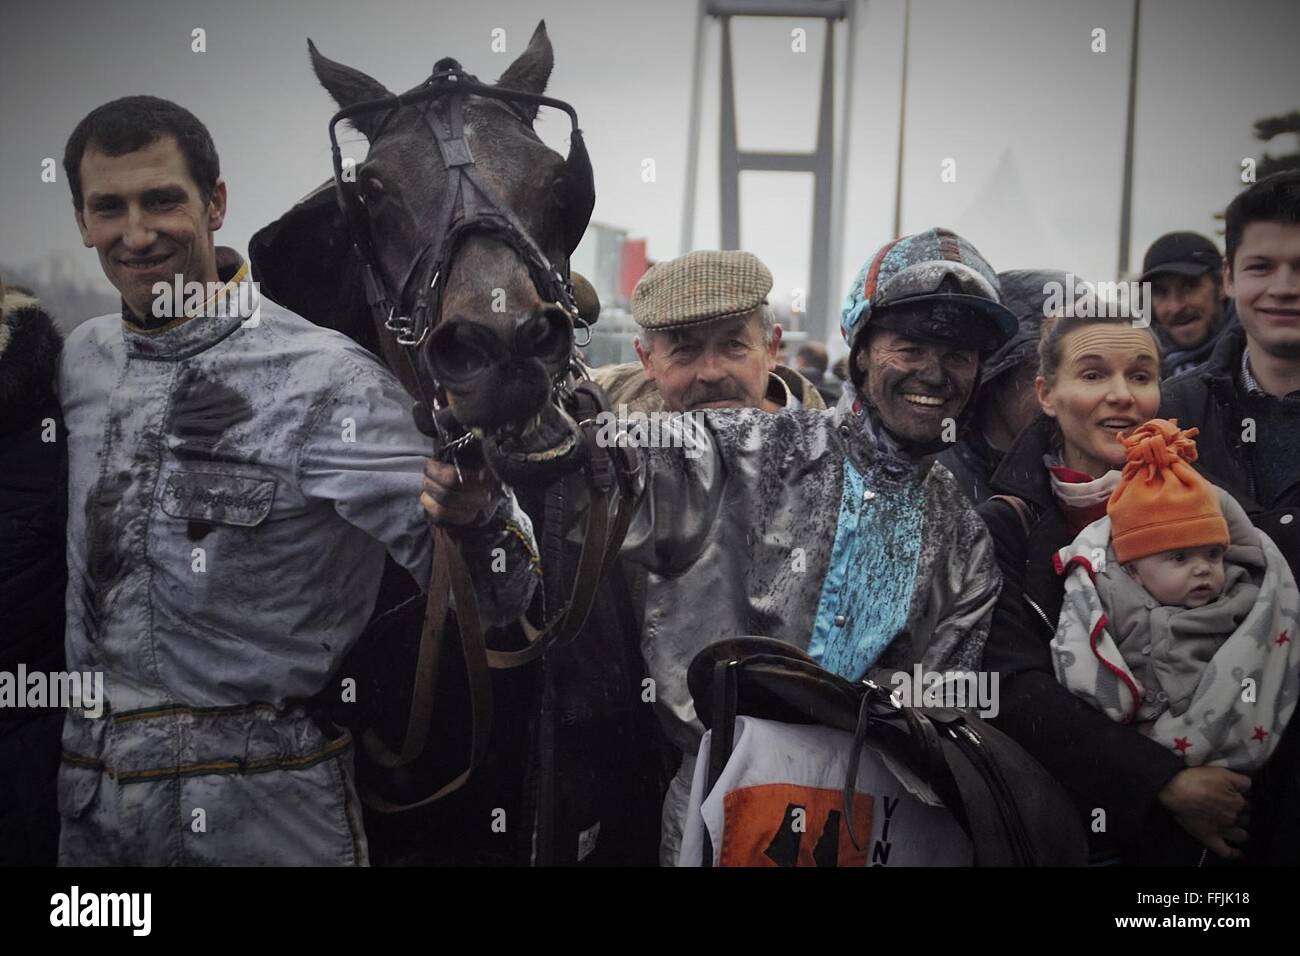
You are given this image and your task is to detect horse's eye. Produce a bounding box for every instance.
[363,176,385,199]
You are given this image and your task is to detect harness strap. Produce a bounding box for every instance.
[359,540,452,769]
[360,525,493,813]
[989,494,1033,537]
[485,380,637,662]
[361,405,637,811]
[701,658,739,867]
[487,481,609,667]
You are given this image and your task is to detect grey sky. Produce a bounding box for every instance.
[3,0,1297,347]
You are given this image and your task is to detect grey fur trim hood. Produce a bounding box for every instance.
[0,289,63,429]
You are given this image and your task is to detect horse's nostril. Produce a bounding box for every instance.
[515,309,573,362]
[427,319,499,384]
[440,342,491,379]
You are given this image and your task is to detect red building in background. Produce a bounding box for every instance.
[618,238,648,302]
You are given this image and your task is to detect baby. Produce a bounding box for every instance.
[1124,544,1226,610]
[1052,419,1300,772]
[1111,419,1229,613]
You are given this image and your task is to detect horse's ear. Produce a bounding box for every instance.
[249,181,366,340]
[496,20,553,116]
[557,130,595,256]
[308,39,393,140]
[571,271,600,326]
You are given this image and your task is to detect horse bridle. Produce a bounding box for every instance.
[329,61,641,813]
[328,58,590,432]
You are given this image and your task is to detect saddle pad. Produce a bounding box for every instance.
[679,716,972,867]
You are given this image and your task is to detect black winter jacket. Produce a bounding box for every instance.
[1159,322,1300,864]
[0,294,67,866]
[938,431,1003,504]
[977,416,1199,864]
[0,296,66,680]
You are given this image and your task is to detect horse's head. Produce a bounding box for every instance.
[252,21,598,476]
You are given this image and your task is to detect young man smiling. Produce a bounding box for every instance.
[1160,171,1300,575]
[1159,170,1300,865]
[57,96,537,866]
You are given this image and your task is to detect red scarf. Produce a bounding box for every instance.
[1046,462,1115,534]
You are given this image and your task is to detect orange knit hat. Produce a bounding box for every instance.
[1107,419,1229,563]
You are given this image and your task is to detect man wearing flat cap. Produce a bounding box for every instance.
[590,250,824,414]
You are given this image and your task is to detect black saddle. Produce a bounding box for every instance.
[688,637,1087,867]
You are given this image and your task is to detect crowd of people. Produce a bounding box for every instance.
[2,91,1299,867]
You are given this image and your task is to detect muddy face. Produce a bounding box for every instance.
[856,328,979,447]
[1150,272,1222,351]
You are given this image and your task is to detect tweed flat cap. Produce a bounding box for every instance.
[631,250,772,330]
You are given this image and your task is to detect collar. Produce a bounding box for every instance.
[951,426,1002,471]
[765,369,796,409]
[1045,461,1096,484]
[833,380,937,487]
[1044,454,1120,504]
[1241,346,1262,395]
[121,248,258,361]
[1240,346,1300,401]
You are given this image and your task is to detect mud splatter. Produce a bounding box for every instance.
[81,468,133,639]
[168,367,253,460]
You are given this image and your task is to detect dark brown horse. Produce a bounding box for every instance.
[250,21,667,865]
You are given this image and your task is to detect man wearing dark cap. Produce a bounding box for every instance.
[938,270,1067,502]
[1142,231,1235,378]
[589,250,824,414]
[597,227,1014,862]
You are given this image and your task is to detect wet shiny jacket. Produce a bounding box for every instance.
[607,383,1001,861]
[55,254,538,865]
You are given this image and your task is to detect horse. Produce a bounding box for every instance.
[249,20,668,866]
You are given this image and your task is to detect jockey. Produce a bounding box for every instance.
[57,96,538,865]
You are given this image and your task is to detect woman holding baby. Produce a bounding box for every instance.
[978,310,1300,865]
